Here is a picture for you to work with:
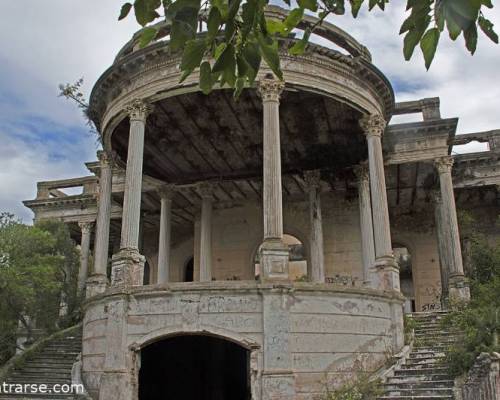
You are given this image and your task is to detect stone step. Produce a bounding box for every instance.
[383,388,454,397]
[384,380,454,390]
[377,396,453,400]
[395,366,449,376]
[388,374,453,384]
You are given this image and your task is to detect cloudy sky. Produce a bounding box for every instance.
[0,1,499,222]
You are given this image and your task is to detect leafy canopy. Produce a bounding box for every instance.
[118,0,498,95]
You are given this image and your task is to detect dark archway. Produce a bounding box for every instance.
[184,257,194,282]
[139,335,250,400]
[143,261,151,285]
[393,244,415,313]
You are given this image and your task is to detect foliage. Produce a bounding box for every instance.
[403,314,417,345]
[0,213,80,366]
[117,0,498,96]
[441,214,500,376]
[317,375,383,400]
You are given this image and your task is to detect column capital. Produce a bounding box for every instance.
[97,150,118,167]
[359,114,386,138]
[78,220,94,233]
[197,181,215,199]
[257,77,285,103]
[157,184,176,200]
[126,99,153,122]
[435,156,454,175]
[354,163,370,182]
[303,170,322,190]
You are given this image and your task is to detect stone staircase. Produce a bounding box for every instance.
[379,311,458,400]
[0,327,82,399]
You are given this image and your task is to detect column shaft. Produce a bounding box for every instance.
[199,187,213,282]
[434,191,450,302]
[304,170,325,282]
[77,222,93,296]
[157,186,174,284]
[93,151,113,276]
[356,165,376,284]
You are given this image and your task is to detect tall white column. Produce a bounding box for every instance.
[111,99,152,287]
[304,170,325,283]
[77,221,93,296]
[355,164,376,287]
[87,150,114,297]
[198,183,213,282]
[257,77,289,281]
[435,156,470,301]
[359,115,399,291]
[433,190,450,304]
[157,185,175,284]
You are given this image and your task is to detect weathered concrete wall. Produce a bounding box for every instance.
[82,284,404,400]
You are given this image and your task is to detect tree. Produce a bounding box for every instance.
[0,213,80,365]
[117,0,498,96]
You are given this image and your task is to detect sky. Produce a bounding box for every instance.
[0,1,499,222]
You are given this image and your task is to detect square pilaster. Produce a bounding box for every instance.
[111,248,145,287]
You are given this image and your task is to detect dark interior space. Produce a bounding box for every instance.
[139,335,250,400]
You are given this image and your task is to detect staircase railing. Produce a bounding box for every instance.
[457,352,500,400]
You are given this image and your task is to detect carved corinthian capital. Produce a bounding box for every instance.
[435,156,454,175]
[257,78,285,103]
[303,170,322,190]
[126,99,153,122]
[97,150,117,167]
[359,114,386,138]
[354,163,370,182]
[78,221,94,233]
[197,182,214,199]
[157,184,176,200]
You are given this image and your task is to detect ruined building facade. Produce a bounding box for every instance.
[24,7,500,400]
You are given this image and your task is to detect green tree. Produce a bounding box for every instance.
[0,213,80,365]
[117,0,498,96]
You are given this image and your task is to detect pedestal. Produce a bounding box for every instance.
[111,249,145,287]
[260,240,289,282]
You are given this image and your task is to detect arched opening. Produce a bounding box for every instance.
[143,261,150,285]
[184,257,194,282]
[393,244,415,313]
[139,335,250,400]
[254,234,307,281]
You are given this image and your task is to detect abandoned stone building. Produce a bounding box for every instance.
[22,6,500,400]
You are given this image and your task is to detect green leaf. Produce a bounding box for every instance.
[119,3,133,20]
[446,15,463,40]
[134,0,160,26]
[207,7,222,40]
[266,19,287,36]
[289,28,311,55]
[402,16,430,60]
[179,39,207,82]
[199,61,213,94]
[242,41,261,84]
[481,0,493,8]
[213,43,236,73]
[351,0,363,17]
[420,27,440,69]
[241,0,257,38]
[478,15,499,43]
[227,0,242,20]
[297,0,318,12]
[257,33,283,80]
[464,24,478,54]
[139,26,159,47]
[234,77,245,98]
[284,7,304,31]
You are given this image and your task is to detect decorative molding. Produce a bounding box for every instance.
[359,114,386,138]
[126,99,153,122]
[157,184,176,200]
[97,150,118,168]
[78,221,94,233]
[257,77,285,103]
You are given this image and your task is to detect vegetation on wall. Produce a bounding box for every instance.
[318,375,383,400]
[0,213,80,366]
[441,211,500,376]
[115,0,498,97]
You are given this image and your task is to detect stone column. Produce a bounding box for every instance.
[198,183,213,282]
[435,156,470,301]
[359,115,399,291]
[157,185,175,284]
[87,150,114,297]
[77,221,93,296]
[304,170,324,283]
[111,99,152,287]
[355,164,377,287]
[433,191,450,305]
[257,77,289,281]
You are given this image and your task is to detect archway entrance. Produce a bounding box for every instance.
[393,244,415,313]
[139,335,250,400]
[184,257,194,282]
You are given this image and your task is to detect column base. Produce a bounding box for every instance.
[375,256,400,292]
[448,275,470,303]
[111,248,145,287]
[260,240,289,282]
[86,274,108,298]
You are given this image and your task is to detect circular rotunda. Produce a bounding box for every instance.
[82,6,408,400]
